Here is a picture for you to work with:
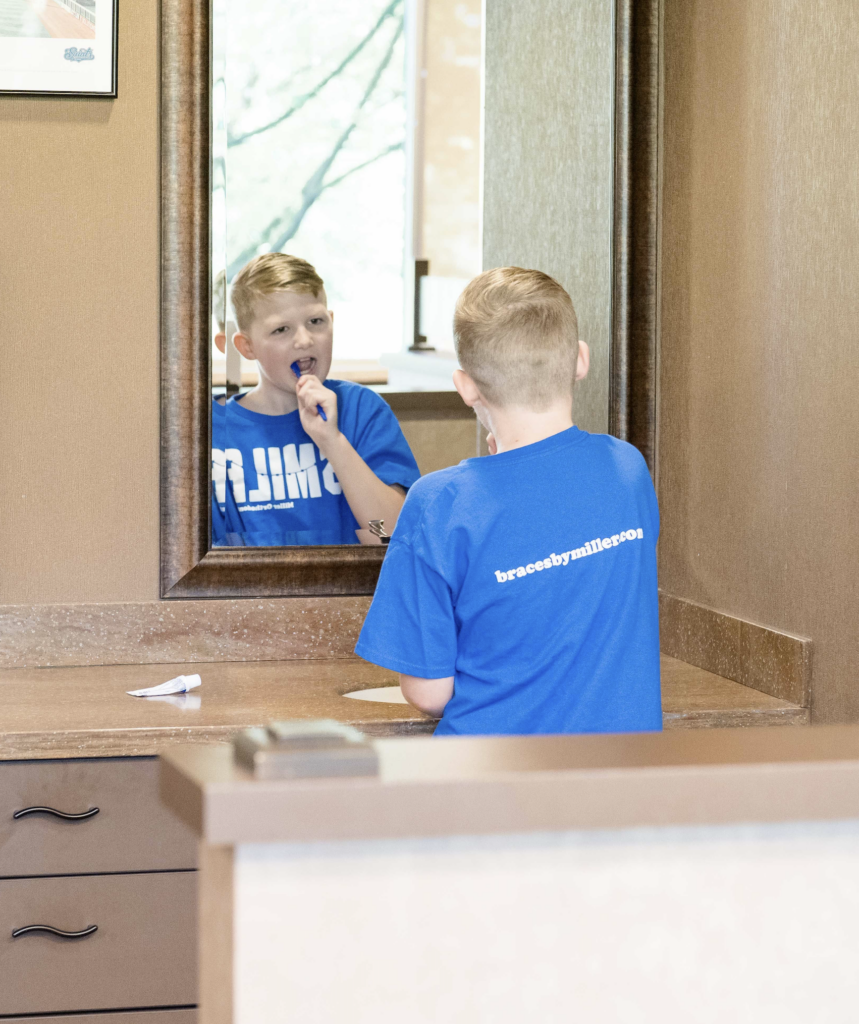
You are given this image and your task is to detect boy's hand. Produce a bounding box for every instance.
[295,375,338,442]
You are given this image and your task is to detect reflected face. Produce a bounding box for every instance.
[236,290,333,392]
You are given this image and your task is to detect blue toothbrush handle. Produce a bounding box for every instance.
[292,362,327,421]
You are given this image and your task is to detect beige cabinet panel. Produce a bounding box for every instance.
[0,758,197,876]
[0,871,196,1016]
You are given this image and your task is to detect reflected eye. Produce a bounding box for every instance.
[310,318,324,325]
[272,325,289,335]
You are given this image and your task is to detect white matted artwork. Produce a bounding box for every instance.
[0,0,116,96]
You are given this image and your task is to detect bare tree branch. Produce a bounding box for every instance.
[321,140,403,192]
[228,0,403,148]
[225,142,404,278]
[227,19,404,279]
[228,62,314,122]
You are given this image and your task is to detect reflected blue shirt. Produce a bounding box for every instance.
[356,427,662,736]
[211,381,420,546]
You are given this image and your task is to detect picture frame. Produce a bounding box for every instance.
[0,0,117,97]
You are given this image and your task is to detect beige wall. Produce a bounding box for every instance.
[0,1,160,605]
[659,0,859,721]
[482,0,614,434]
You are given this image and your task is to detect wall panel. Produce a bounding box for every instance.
[659,0,859,721]
[0,1,160,603]
[482,0,614,434]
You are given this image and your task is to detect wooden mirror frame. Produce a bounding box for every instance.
[161,0,660,599]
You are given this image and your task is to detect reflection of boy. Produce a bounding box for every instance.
[357,267,662,736]
[211,254,419,546]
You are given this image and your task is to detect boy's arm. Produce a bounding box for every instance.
[296,376,407,533]
[355,498,457,717]
[323,432,407,534]
[399,674,454,718]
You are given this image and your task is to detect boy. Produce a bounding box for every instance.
[211,253,420,546]
[356,267,661,735]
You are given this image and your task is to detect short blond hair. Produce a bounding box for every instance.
[454,267,579,409]
[230,253,325,333]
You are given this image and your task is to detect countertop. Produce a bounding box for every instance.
[161,724,859,844]
[0,655,807,760]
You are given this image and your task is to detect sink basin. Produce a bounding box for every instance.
[342,686,409,704]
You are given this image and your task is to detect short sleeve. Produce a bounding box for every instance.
[355,532,458,678]
[351,391,421,491]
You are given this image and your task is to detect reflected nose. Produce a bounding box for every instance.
[293,326,312,349]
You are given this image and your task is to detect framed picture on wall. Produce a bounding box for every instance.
[0,0,117,96]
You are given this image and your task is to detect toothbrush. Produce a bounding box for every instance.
[291,361,327,421]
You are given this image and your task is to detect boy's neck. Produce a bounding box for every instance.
[484,400,574,454]
[236,376,299,416]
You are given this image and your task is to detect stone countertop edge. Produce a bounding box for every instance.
[0,719,436,762]
[0,655,808,761]
[160,725,859,845]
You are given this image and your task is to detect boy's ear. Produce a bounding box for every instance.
[575,340,590,382]
[214,331,226,354]
[453,369,482,408]
[232,331,255,361]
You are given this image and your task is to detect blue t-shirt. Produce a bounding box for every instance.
[355,426,662,736]
[211,381,420,546]
[212,397,229,543]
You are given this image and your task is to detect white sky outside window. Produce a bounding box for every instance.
[223,0,407,362]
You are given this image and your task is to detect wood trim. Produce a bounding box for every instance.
[166,546,385,599]
[161,0,211,596]
[610,0,660,470]
[659,593,813,707]
[161,0,662,597]
[199,844,233,1024]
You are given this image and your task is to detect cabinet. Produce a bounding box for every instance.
[0,758,198,876]
[0,757,197,1021]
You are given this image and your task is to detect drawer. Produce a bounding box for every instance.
[2,1012,197,1022]
[0,758,197,876]
[0,871,196,1016]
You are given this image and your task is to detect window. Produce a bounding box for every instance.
[212,0,483,388]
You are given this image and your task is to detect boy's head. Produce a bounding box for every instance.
[230,253,333,391]
[453,267,587,410]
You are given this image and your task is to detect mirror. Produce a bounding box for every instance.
[210,0,483,548]
[160,0,658,594]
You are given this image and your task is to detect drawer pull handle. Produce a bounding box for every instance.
[13,805,100,821]
[12,924,98,940]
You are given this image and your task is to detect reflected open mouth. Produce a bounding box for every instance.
[292,357,316,378]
